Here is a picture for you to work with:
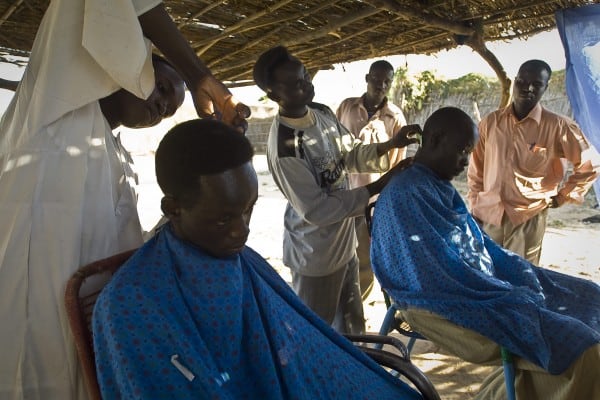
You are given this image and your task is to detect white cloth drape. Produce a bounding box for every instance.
[0,0,161,397]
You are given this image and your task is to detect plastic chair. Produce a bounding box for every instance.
[366,202,516,400]
[64,248,137,400]
[345,334,441,400]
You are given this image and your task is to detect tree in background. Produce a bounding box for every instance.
[390,68,567,125]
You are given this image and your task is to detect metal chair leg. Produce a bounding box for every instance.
[501,347,516,400]
[376,303,399,349]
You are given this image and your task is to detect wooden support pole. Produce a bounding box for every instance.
[464,20,511,109]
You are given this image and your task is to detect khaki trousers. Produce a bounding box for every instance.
[399,308,600,400]
[483,209,548,265]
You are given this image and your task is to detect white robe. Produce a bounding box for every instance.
[0,0,161,397]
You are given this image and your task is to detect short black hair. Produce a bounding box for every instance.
[369,60,394,74]
[519,59,552,79]
[422,107,473,146]
[155,119,254,205]
[253,45,296,92]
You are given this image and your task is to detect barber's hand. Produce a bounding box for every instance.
[366,157,414,197]
[193,75,251,134]
[548,196,561,208]
[391,124,422,148]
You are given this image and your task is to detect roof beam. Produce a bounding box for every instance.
[207,1,337,68]
[370,0,474,36]
[207,25,287,69]
[487,25,554,42]
[487,0,561,21]
[282,7,381,47]
[233,1,335,35]
[0,0,24,28]
[194,0,295,56]
[294,16,406,57]
[176,0,228,29]
[222,28,449,86]
[212,6,381,76]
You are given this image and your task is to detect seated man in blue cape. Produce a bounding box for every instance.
[371,107,600,399]
[92,118,423,399]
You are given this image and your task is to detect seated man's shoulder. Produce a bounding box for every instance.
[96,259,137,304]
[384,167,421,193]
[95,248,157,309]
[390,166,442,200]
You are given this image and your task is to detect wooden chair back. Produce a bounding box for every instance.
[64,249,137,400]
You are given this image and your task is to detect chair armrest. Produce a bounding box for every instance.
[345,334,441,400]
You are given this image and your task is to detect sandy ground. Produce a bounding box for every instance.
[134,154,600,399]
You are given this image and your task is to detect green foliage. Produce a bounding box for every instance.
[443,73,500,98]
[391,69,500,112]
[388,67,568,125]
[551,69,565,86]
[390,67,444,116]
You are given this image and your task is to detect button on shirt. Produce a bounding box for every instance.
[336,95,407,189]
[467,104,599,226]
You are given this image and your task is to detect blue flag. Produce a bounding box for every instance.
[557,4,600,203]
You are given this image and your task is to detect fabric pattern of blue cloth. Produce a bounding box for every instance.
[93,224,422,399]
[371,163,600,374]
[556,4,600,201]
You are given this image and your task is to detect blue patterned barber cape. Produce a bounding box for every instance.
[371,163,600,374]
[93,224,421,399]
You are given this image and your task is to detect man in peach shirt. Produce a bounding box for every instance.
[467,59,598,264]
[336,60,407,298]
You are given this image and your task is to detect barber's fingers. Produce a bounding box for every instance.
[193,76,251,133]
[397,124,423,137]
[216,98,251,134]
[393,127,421,148]
[230,104,250,134]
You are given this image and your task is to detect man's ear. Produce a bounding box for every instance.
[161,195,180,220]
[365,73,370,84]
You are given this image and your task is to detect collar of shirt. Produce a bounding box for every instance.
[279,109,316,129]
[350,94,395,119]
[501,102,543,125]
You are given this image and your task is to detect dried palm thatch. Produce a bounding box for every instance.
[0,0,598,90]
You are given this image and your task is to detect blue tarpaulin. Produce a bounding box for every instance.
[557,4,600,204]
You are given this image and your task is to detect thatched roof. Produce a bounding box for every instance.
[1,0,598,86]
